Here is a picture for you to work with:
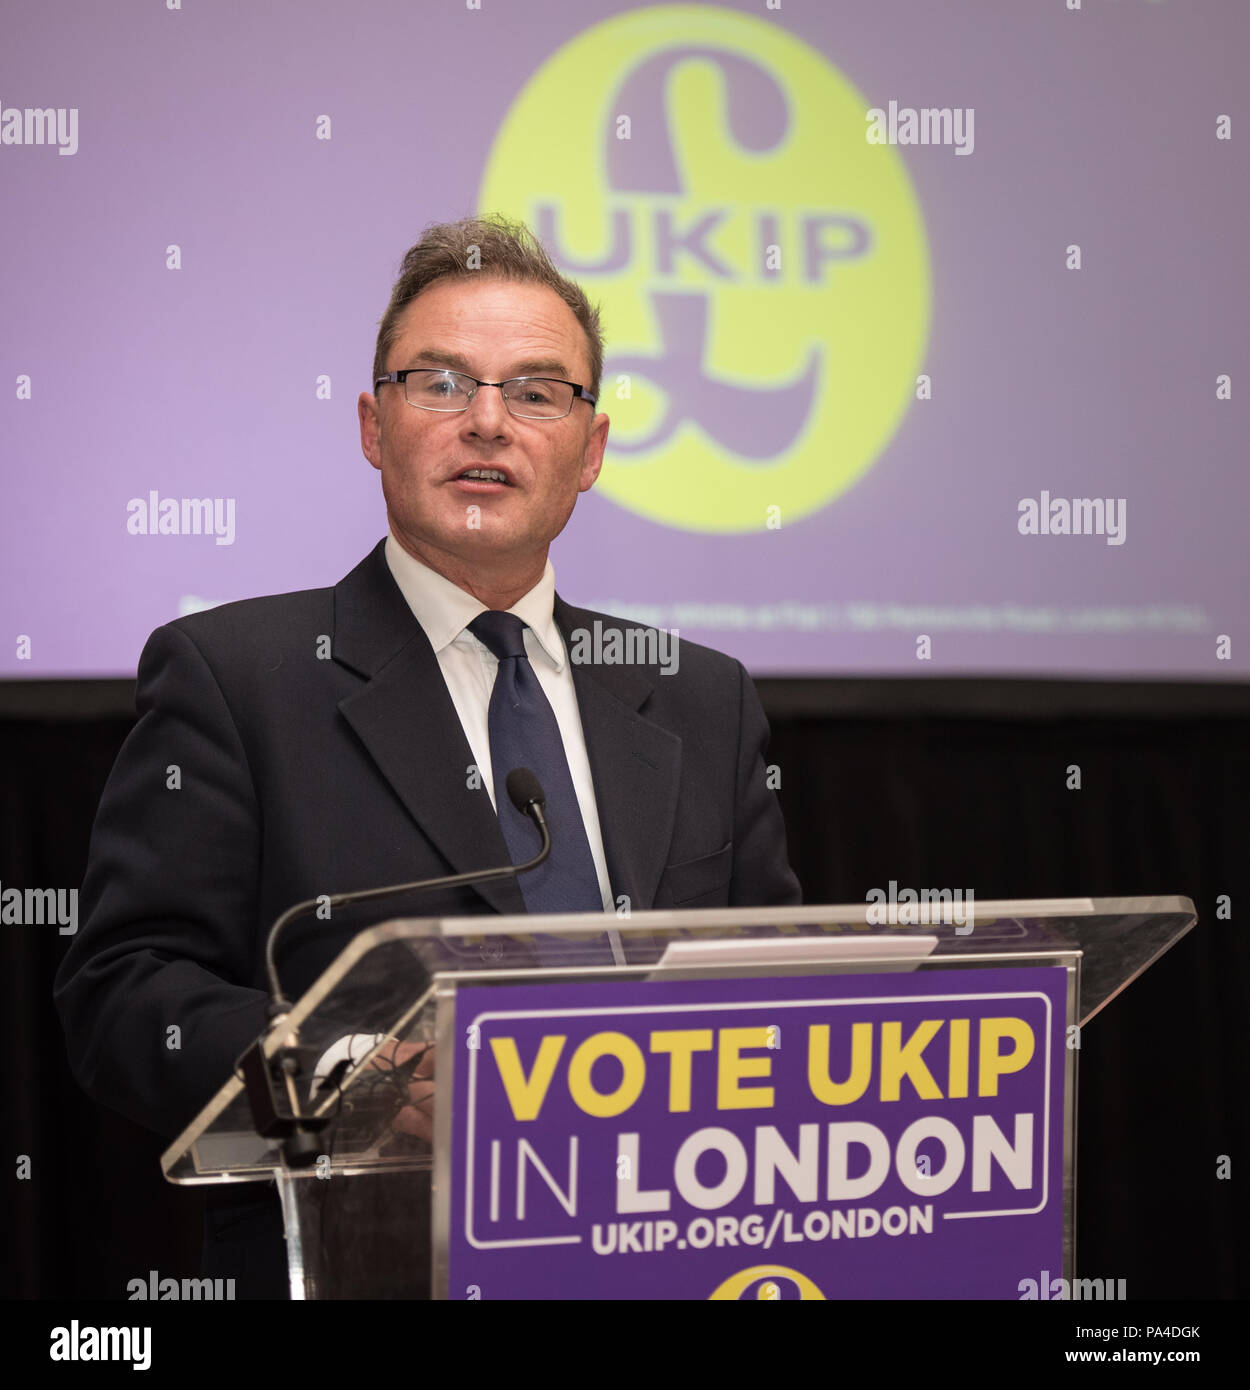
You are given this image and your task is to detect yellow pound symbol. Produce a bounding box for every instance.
[709,1264,827,1300]
[481,4,930,534]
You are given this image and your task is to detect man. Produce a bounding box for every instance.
[54,215,802,1297]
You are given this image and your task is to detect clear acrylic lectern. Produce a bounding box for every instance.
[162,896,1195,1299]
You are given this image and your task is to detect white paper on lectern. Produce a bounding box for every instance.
[653,935,939,969]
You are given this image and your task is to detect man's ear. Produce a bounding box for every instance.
[578,409,610,492]
[359,392,383,471]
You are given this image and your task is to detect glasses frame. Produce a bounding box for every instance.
[374,368,598,419]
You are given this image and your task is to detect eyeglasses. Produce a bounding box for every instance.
[375,368,597,420]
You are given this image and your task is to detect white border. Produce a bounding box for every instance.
[459,986,1055,1249]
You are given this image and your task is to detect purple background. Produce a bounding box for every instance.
[447,966,1067,1299]
[2,1,1246,678]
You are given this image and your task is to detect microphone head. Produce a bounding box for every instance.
[506,768,546,815]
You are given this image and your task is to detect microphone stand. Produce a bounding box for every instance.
[238,777,550,1166]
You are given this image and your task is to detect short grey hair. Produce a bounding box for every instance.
[372,213,605,396]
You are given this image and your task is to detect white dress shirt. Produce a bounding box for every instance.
[383,530,615,912]
[313,532,622,1085]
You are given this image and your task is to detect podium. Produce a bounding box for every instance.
[162,895,1195,1300]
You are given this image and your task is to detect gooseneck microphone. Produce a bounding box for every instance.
[263,766,549,1012]
[239,768,550,1161]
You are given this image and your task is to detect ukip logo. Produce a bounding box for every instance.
[480,4,930,533]
[708,1263,827,1301]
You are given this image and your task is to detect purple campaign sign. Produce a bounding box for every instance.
[445,966,1067,1300]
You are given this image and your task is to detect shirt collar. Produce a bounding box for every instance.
[384,530,566,672]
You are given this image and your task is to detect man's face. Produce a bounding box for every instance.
[358,276,608,575]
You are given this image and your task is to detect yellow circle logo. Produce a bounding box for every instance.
[480,4,930,533]
[709,1264,827,1300]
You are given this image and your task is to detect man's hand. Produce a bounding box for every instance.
[371,1040,436,1143]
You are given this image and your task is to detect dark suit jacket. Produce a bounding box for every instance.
[55,539,801,1144]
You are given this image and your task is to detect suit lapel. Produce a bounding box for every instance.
[331,541,525,916]
[326,543,682,917]
[553,595,681,912]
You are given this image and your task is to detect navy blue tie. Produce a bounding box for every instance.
[468,611,606,930]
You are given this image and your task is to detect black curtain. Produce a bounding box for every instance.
[4,689,1247,1298]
